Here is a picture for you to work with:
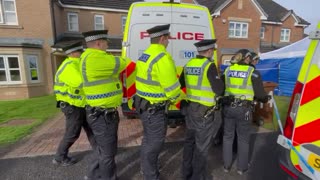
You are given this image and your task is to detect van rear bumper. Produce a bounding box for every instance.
[278,144,311,180]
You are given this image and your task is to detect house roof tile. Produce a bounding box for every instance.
[60,0,143,10]
[196,0,310,25]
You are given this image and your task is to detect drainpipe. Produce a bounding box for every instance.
[271,25,274,48]
[49,0,58,92]
[50,0,57,45]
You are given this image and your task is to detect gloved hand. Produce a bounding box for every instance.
[261,95,272,103]
[267,95,272,100]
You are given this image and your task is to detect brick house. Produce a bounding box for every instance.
[196,0,310,64]
[0,0,309,100]
[0,0,54,100]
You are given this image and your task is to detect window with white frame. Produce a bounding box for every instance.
[223,59,231,65]
[121,16,127,33]
[260,27,265,39]
[0,55,21,84]
[228,21,248,38]
[280,28,290,42]
[94,15,104,30]
[26,55,39,82]
[67,12,79,32]
[0,0,18,25]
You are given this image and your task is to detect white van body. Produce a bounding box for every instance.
[121,1,216,117]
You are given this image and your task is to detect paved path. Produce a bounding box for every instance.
[0,111,185,159]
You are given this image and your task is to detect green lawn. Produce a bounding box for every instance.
[0,95,59,145]
[263,95,291,131]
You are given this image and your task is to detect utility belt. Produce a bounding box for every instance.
[222,96,253,108]
[187,101,218,120]
[85,105,118,121]
[133,95,169,115]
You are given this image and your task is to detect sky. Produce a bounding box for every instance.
[273,0,320,34]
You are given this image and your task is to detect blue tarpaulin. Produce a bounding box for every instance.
[260,37,309,96]
[219,37,309,96]
[259,58,303,96]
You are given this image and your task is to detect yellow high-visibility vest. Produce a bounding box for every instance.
[135,44,181,104]
[184,57,216,106]
[224,64,254,100]
[54,57,85,107]
[80,48,128,108]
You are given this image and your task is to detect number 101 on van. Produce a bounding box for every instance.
[180,50,196,59]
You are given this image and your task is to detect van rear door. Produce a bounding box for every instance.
[121,2,215,115]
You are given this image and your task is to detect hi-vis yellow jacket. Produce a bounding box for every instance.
[80,48,128,108]
[54,57,85,107]
[135,44,181,104]
[184,57,216,106]
[224,64,254,101]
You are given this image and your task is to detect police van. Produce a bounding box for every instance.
[121,1,216,118]
[277,22,320,179]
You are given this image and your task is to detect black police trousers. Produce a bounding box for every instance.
[140,108,167,180]
[55,104,96,161]
[182,102,217,180]
[222,105,252,171]
[86,108,120,180]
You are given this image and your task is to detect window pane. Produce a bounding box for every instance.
[0,70,6,81]
[235,24,241,30]
[70,16,77,25]
[5,12,16,23]
[95,17,102,24]
[68,13,78,31]
[242,24,247,29]
[122,16,127,32]
[10,70,20,81]
[229,23,234,29]
[242,30,247,37]
[8,57,19,68]
[260,27,265,38]
[29,58,37,68]
[95,24,103,30]
[235,29,240,36]
[228,29,232,36]
[0,57,4,68]
[4,1,15,11]
[70,23,77,31]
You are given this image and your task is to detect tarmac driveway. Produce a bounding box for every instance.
[0,132,286,180]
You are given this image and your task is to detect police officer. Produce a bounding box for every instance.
[53,41,96,166]
[222,49,270,175]
[80,30,128,180]
[249,52,260,68]
[134,24,181,180]
[179,39,224,180]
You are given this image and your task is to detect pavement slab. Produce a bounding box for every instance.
[0,111,185,159]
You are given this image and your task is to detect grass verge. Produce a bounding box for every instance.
[0,95,59,145]
[263,95,291,131]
